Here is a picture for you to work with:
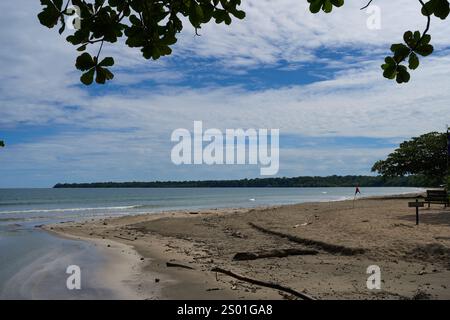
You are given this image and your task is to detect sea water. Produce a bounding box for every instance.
[0,187,422,299]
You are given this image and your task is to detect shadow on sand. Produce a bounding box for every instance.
[398,207,450,227]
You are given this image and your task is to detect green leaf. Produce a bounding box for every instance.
[38,0,63,28]
[403,31,414,46]
[421,0,450,19]
[408,52,419,70]
[415,44,434,56]
[384,56,396,66]
[396,66,411,83]
[391,43,410,61]
[308,0,344,13]
[309,0,323,13]
[75,53,95,71]
[331,0,344,7]
[98,57,115,67]
[95,66,114,84]
[80,68,95,85]
[232,10,246,19]
[382,64,397,80]
[421,34,431,44]
[189,2,204,27]
[129,14,141,26]
[323,0,333,13]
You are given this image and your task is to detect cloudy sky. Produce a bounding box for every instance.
[0,0,449,187]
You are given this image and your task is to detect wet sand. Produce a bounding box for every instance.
[45,196,450,300]
[0,228,141,299]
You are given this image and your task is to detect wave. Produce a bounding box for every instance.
[0,205,148,215]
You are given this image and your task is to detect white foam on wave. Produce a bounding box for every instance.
[0,205,141,215]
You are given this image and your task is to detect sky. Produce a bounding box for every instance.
[0,0,449,187]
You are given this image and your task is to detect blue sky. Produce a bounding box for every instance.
[1,0,450,187]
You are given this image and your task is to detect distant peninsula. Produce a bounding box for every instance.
[53,175,435,188]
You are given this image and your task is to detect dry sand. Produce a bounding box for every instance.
[44,196,450,300]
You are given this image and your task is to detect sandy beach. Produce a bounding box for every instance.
[44,195,450,300]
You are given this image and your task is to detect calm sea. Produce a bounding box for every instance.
[0,187,422,299]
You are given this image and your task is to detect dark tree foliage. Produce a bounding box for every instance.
[38,0,449,85]
[304,0,448,84]
[372,132,447,184]
[0,140,4,147]
[38,0,245,85]
[53,174,439,188]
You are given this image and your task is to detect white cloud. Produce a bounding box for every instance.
[1,1,450,187]
[2,53,449,186]
[12,53,444,139]
[175,0,450,69]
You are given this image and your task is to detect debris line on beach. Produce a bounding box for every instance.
[233,248,318,261]
[211,267,316,300]
[249,222,365,256]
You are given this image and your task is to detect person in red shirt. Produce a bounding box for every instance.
[353,185,361,208]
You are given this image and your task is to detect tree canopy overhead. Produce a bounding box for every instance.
[38,0,450,85]
[38,0,246,85]
[372,132,448,184]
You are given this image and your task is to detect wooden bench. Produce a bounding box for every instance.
[424,189,449,208]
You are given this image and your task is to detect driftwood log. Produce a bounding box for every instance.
[211,267,316,300]
[249,222,365,256]
[233,248,318,261]
[114,235,135,241]
[166,262,195,270]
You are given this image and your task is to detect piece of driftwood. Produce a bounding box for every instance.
[233,248,318,261]
[249,222,365,256]
[114,235,135,241]
[211,267,315,300]
[166,262,195,270]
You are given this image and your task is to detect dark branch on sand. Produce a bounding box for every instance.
[233,248,318,261]
[211,267,316,300]
[248,222,365,256]
[166,262,195,270]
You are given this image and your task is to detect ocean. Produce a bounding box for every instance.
[0,187,422,299]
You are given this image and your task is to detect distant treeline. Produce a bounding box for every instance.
[53,175,440,188]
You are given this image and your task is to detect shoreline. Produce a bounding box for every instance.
[43,227,146,299]
[43,191,450,300]
[43,207,276,299]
